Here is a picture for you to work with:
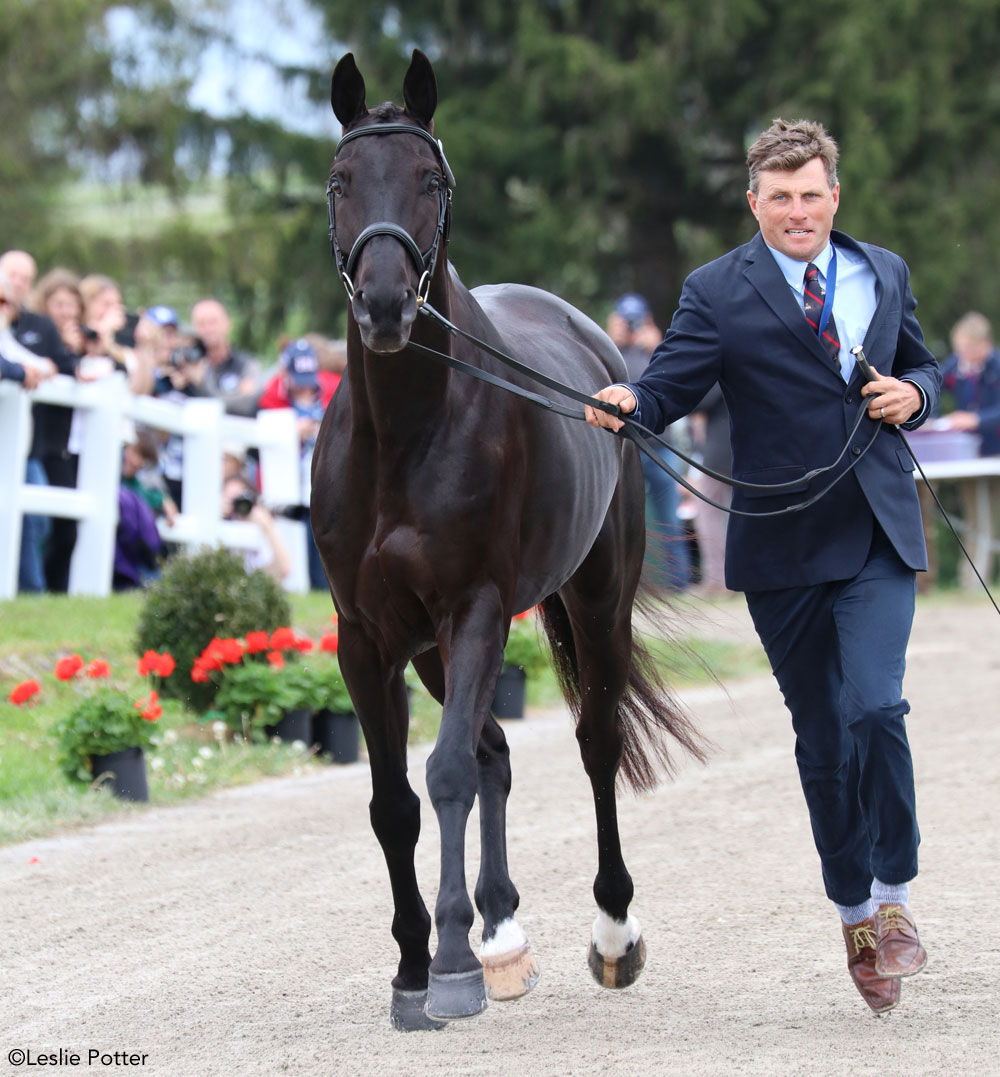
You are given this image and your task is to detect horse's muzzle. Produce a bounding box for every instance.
[351,286,418,354]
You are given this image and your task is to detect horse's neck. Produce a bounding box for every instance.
[348,265,473,444]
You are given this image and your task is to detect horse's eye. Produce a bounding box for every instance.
[329,176,344,197]
[426,174,441,194]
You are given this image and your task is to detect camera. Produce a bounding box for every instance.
[81,325,100,342]
[168,342,206,368]
[232,491,257,518]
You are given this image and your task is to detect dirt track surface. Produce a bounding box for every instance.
[3,595,999,1076]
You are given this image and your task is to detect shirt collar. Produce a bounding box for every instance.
[765,239,833,291]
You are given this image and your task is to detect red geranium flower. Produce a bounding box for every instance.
[85,659,111,679]
[269,627,296,651]
[217,638,244,664]
[294,636,314,653]
[155,652,176,678]
[512,607,535,621]
[54,654,84,681]
[319,632,339,654]
[190,663,212,684]
[135,690,162,722]
[266,651,285,669]
[245,630,270,654]
[9,679,41,705]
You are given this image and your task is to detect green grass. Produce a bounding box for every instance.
[0,591,764,846]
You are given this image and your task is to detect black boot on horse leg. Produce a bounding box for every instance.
[475,714,541,1001]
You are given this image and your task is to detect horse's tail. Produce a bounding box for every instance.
[537,584,710,794]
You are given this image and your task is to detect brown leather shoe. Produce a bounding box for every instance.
[843,917,901,1013]
[874,903,927,977]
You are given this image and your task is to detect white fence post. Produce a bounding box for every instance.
[0,384,31,599]
[68,375,129,595]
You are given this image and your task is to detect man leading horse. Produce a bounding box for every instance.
[587,118,941,1014]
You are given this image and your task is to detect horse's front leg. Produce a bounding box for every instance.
[424,594,506,1021]
[413,651,540,1003]
[475,713,541,1001]
[337,623,444,1032]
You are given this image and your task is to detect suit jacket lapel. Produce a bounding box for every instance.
[742,233,837,372]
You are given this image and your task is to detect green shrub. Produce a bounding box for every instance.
[135,547,291,713]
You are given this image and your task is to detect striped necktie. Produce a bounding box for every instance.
[803,262,841,366]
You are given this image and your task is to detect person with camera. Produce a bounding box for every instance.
[221,446,291,582]
[190,298,261,416]
[152,335,213,510]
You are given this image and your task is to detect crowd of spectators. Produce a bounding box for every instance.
[0,247,345,595]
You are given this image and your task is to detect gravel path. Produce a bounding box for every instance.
[2,595,998,1076]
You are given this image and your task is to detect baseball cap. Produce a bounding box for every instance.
[280,338,320,388]
[145,305,179,327]
[614,294,650,329]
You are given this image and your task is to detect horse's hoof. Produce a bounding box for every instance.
[587,934,646,989]
[425,967,488,1020]
[389,988,448,1032]
[482,942,541,1001]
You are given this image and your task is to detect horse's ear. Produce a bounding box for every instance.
[402,49,437,129]
[331,53,368,130]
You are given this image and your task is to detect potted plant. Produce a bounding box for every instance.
[213,660,287,743]
[493,610,549,719]
[311,653,360,763]
[51,668,165,803]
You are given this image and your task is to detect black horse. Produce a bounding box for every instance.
[311,49,704,1030]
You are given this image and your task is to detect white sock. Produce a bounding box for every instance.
[871,878,910,908]
[836,898,874,925]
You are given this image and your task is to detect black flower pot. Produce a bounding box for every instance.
[492,665,527,719]
[90,746,149,802]
[313,708,360,763]
[267,708,313,745]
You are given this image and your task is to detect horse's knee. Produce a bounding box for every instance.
[426,747,478,811]
[370,786,421,849]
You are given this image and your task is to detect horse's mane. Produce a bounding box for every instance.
[371,102,405,123]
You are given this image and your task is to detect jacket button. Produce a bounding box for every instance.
[851,446,862,456]
[845,394,854,404]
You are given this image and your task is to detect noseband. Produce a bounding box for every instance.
[327,122,455,304]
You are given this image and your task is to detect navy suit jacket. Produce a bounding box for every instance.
[628,230,942,592]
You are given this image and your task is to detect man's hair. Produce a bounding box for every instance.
[747,118,839,194]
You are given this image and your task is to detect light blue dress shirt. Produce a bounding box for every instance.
[767,240,876,383]
[767,240,926,419]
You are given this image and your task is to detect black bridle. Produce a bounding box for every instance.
[327,122,454,305]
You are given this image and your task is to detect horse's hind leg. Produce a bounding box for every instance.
[554,497,648,988]
[475,714,540,1000]
[339,625,444,1031]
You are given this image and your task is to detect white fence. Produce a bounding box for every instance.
[0,374,310,599]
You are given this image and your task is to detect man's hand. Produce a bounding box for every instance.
[585,385,637,432]
[860,366,922,425]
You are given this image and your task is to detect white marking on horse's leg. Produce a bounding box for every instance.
[480,917,528,958]
[591,910,642,959]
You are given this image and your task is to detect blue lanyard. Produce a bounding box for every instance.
[816,245,837,340]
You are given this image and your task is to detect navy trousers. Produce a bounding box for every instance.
[745,523,920,907]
